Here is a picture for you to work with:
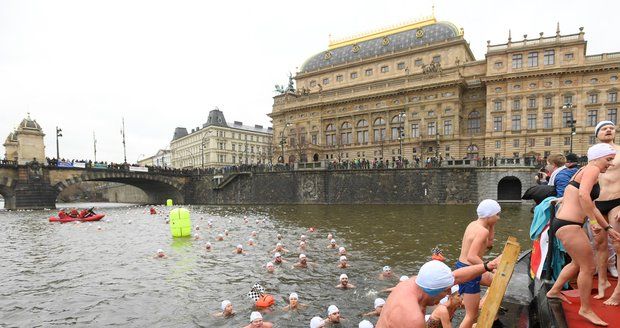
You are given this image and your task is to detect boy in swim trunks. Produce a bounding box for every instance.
[456,199,501,328]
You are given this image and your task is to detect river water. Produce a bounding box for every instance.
[0,203,533,327]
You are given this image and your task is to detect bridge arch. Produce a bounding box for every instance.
[0,177,16,209]
[497,176,522,201]
[53,171,185,206]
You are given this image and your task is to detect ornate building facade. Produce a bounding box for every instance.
[269,17,620,163]
[169,108,273,168]
[3,115,45,164]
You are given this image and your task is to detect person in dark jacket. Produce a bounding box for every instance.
[554,153,580,197]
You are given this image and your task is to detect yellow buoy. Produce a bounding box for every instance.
[169,208,191,238]
[166,199,174,206]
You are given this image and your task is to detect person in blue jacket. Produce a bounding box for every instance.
[554,153,580,197]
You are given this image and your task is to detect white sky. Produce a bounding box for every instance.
[1,0,618,163]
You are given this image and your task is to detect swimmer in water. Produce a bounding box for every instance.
[194,233,201,240]
[310,316,326,328]
[338,256,349,269]
[277,233,283,240]
[292,254,316,269]
[205,242,212,251]
[359,320,374,328]
[273,252,287,264]
[338,246,347,256]
[233,244,247,254]
[213,300,235,318]
[248,238,255,246]
[325,305,345,324]
[251,230,257,237]
[282,292,308,311]
[381,275,409,293]
[216,234,224,241]
[243,311,273,328]
[270,242,289,254]
[224,229,229,236]
[327,239,338,249]
[327,233,333,240]
[336,273,356,289]
[426,285,462,328]
[265,262,275,273]
[299,241,307,251]
[363,298,385,317]
[379,265,395,280]
[153,249,167,259]
[300,234,308,242]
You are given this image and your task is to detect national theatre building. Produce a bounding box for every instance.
[269,16,620,163]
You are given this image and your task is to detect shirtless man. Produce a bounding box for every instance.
[456,199,501,328]
[327,239,338,249]
[273,252,287,265]
[282,292,308,311]
[243,311,273,328]
[270,242,289,254]
[378,266,394,280]
[376,259,497,328]
[362,298,385,317]
[292,254,315,269]
[212,300,235,318]
[153,249,167,259]
[233,244,247,255]
[336,274,356,289]
[325,305,345,325]
[338,256,349,269]
[594,121,620,305]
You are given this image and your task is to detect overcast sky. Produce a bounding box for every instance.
[1,0,618,163]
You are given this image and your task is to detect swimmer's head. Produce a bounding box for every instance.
[374,297,385,311]
[477,199,501,220]
[327,233,333,239]
[399,275,409,282]
[330,239,336,244]
[276,242,282,247]
[205,242,212,249]
[301,234,307,241]
[249,311,262,324]
[382,266,392,275]
[236,244,243,250]
[266,262,275,272]
[338,247,346,254]
[339,273,349,284]
[248,238,254,245]
[221,300,232,312]
[274,252,282,258]
[277,233,283,240]
[300,241,306,247]
[289,292,299,306]
[310,316,326,328]
[359,320,374,328]
[157,248,164,254]
[224,230,229,235]
[339,255,347,262]
[416,260,455,304]
[299,253,307,260]
[327,305,340,322]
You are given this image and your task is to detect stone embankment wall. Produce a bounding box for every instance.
[191,169,479,205]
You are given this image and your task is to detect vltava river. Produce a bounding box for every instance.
[0,203,532,327]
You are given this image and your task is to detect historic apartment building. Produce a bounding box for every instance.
[170,108,273,169]
[269,17,620,163]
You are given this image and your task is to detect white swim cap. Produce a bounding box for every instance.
[477,199,501,219]
[310,316,325,328]
[301,234,307,240]
[416,260,455,292]
[327,304,339,315]
[157,249,164,253]
[218,233,223,237]
[299,254,307,259]
[400,275,410,282]
[236,244,243,249]
[339,255,347,262]
[339,246,345,252]
[340,273,348,280]
[595,120,615,136]
[277,242,282,246]
[359,320,374,328]
[383,265,391,272]
[330,239,336,243]
[588,143,617,161]
[274,252,281,258]
[249,238,254,242]
[206,242,212,247]
[374,298,386,309]
[221,300,231,311]
[289,292,299,300]
[266,262,274,268]
[250,311,262,322]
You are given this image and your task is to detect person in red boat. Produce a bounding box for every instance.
[58,209,68,219]
[150,207,157,215]
[69,208,79,218]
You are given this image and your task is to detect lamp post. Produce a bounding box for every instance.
[398,111,406,161]
[562,103,577,154]
[55,126,62,160]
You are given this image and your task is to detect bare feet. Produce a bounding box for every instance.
[595,280,612,299]
[546,291,572,304]
[578,309,607,326]
[603,294,620,306]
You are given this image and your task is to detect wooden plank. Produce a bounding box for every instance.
[476,236,521,328]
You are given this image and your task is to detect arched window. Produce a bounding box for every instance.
[341,122,352,129]
[467,111,481,134]
[325,124,336,132]
[391,115,402,123]
[356,119,369,143]
[325,124,336,146]
[357,119,368,128]
[374,117,386,126]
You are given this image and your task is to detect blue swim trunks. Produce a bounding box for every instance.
[455,260,482,294]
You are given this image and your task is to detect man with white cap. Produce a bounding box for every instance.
[265,262,275,273]
[327,239,338,249]
[363,297,385,317]
[270,242,289,254]
[282,292,308,311]
[273,252,287,265]
[242,311,273,328]
[592,121,620,300]
[325,304,344,324]
[454,199,501,328]
[310,316,326,328]
[233,244,247,254]
[337,255,349,269]
[378,265,394,280]
[376,259,497,328]
[338,246,347,256]
[359,320,374,328]
[153,249,167,259]
[336,273,356,289]
[293,253,316,269]
[212,299,235,318]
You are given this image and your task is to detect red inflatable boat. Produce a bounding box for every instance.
[49,213,105,223]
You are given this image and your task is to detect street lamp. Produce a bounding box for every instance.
[398,111,406,161]
[280,123,291,163]
[562,103,577,154]
[55,126,62,160]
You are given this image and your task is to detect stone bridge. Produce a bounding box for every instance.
[0,163,190,210]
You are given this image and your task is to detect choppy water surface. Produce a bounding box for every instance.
[0,203,532,327]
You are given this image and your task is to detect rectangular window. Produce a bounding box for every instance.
[380,66,389,73]
[432,55,441,63]
[311,134,317,145]
[563,95,573,105]
[543,113,553,129]
[232,155,236,163]
[322,78,329,85]
[528,97,537,109]
[373,129,385,142]
[493,116,503,131]
[494,101,502,111]
[544,137,551,146]
[587,110,598,126]
[414,59,423,66]
[444,120,452,135]
[512,115,521,131]
[340,132,352,145]
[564,137,571,146]
[397,62,406,70]
[336,75,343,82]
[495,140,501,149]
[513,99,521,110]
[512,54,523,68]
[562,112,573,128]
[589,93,598,104]
[232,144,236,151]
[356,130,369,143]
[494,61,503,68]
[529,138,536,147]
[411,124,419,138]
[544,50,555,65]
[513,139,520,148]
[365,69,373,76]
[350,72,358,79]
[608,109,618,123]
[427,122,436,136]
[527,114,537,129]
[544,96,553,108]
[608,92,618,103]
[564,53,574,60]
[528,52,539,67]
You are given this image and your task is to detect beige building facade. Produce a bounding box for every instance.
[269,17,620,163]
[3,115,46,164]
[170,108,273,169]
